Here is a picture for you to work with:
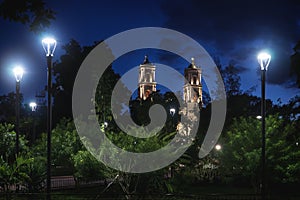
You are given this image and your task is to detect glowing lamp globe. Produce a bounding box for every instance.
[13,66,24,82]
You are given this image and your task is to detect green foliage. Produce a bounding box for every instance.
[0,123,28,162]
[0,155,33,193]
[220,115,300,189]
[51,118,83,168]
[77,125,182,195]
[72,150,109,184]
[105,128,166,153]
[22,155,46,192]
[33,118,83,174]
[0,123,16,161]
[267,119,299,184]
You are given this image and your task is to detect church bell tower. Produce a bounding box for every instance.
[183,58,202,104]
[138,56,157,100]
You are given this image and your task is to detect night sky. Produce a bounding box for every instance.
[0,0,299,104]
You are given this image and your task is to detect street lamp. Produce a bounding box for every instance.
[256,115,262,120]
[29,102,37,143]
[13,66,24,155]
[104,121,108,129]
[169,108,176,129]
[42,37,56,198]
[29,102,37,111]
[215,144,222,151]
[257,52,271,200]
[170,108,176,116]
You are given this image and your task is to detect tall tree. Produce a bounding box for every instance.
[0,0,55,32]
[220,63,242,97]
[52,39,85,123]
[220,115,300,191]
[0,93,18,123]
[291,40,300,87]
[52,39,126,127]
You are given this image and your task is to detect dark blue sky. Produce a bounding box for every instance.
[1,0,299,104]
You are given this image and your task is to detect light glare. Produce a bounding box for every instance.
[215,144,222,150]
[170,108,176,116]
[13,66,24,82]
[257,52,271,71]
[42,38,56,44]
[42,37,57,56]
[29,102,37,111]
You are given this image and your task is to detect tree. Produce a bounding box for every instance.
[72,150,110,186]
[0,93,45,143]
[95,65,126,132]
[291,41,300,87]
[0,156,33,197]
[52,39,127,128]
[50,118,82,172]
[52,39,86,122]
[77,125,182,197]
[33,118,83,175]
[219,63,242,97]
[0,123,46,194]
[0,0,55,32]
[0,123,28,162]
[220,115,300,191]
[22,155,46,193]
[129,90,180,132]
[0,93,17,123]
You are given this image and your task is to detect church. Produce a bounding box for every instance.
[129,55,202,132]
[137,55,202,105]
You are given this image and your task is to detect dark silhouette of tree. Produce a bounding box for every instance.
[52,39,85,123]
[0,0,55,32]
[291,40,300,87]
[52,39,128,129]
[95,65,128,132]
[53,40,111,123]
[220,64,241,97]
[129,90,180,131]
[0,93,18,123]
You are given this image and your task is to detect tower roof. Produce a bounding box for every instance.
[142,55,151,64]
[187,57,197,69]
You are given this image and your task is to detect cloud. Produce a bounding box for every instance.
[160,0,300,85]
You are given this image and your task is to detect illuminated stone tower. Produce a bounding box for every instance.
[183,58,202,104]
[138,56,157,100]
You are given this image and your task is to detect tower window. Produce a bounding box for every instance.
[193,76,197,85]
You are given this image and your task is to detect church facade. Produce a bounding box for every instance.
[137,56,202,106]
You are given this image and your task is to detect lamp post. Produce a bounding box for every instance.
[13,66,24,155]
[29,102,37,143]
[257,52,271,200]
[169,108,176,177]
[169,108,176,129]
[42,37,56,199]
